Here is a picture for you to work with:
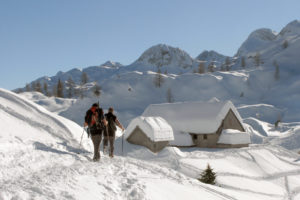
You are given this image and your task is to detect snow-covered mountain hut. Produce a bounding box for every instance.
[124,116,174,153]
[142,100,250,148]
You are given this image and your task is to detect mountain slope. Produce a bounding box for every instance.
[235,20,300,72]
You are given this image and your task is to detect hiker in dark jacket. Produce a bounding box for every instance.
[104,107,124,158]
[84,103,107,161]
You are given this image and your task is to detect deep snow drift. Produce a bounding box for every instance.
[0,89,82,147]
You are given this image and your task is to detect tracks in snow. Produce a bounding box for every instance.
[1,147,235,200]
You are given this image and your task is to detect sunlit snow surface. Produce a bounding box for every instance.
[1,88,300,200]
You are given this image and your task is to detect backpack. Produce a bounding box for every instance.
[107,116,117,131]
[95,111,105,130]
[85,108,105,130]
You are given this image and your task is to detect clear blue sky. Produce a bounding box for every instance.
[0,0,299,90]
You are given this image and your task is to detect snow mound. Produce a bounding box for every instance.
[0,88,84,148]
[125,116,174,142]
[218,129,250,145]
[237,104,283,124]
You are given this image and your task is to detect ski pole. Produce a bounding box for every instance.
[122,130,124,156]
[79,126,85,150]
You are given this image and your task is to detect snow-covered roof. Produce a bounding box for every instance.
[218,129,250,145]
[125,116,174,142]
[142,100,244,134]
[169,130,194,146]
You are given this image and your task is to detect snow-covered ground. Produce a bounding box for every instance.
[1,86,300,200]
[20,92,76,114]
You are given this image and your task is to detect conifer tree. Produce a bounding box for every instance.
[282,40,288,49]
[273,61,280,81]
[66,77,75,98]
[35,81,42,93]
[208,62,215,73]
[241,56,246,68]
[275,114,281,128]
[25,83,31,92]
[154,68,164,88]
[81,72,88,85]
[198,62,205,74]
[57,79,64,98]
[93,83,101,97]
[198,164,216,185]
[31,82,36,92]
[225,57,231,71]
[254,52,261,67]
[166,88,174,103]
[43,82,49,96]
[240,92,244,97]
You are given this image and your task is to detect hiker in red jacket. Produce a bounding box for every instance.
[84,103,107,161]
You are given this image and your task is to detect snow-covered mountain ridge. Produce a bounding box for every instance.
[236,20,300,72]
[15,44,228,94]
[17,20,300,94]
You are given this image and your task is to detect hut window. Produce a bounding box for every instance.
[193,135,197,140]
[203,134,208,140]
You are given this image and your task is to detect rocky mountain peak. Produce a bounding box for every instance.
[196,50,228,61]
[100,61,123,68]
[279,20,300,36]
[134,44,194,68]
